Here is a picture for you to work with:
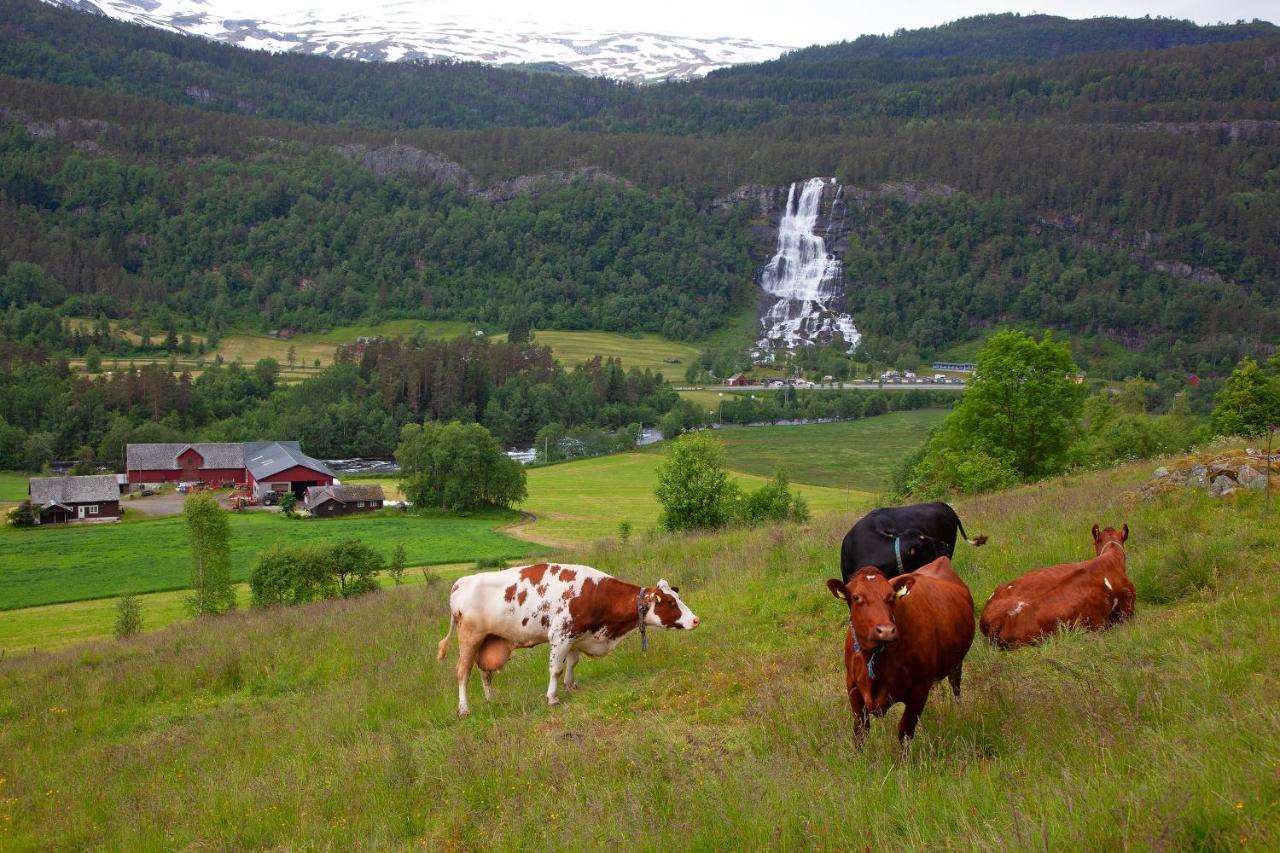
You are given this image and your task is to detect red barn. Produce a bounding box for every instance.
[125,441,335,497]
[126,442,248,487]
[244,441,335,498]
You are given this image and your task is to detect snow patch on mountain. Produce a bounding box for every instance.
[43,0,794,81]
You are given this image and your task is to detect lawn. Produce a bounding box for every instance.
[0,455,1275,848]
[0,472,31,503]
[0,564,481,653]
[521,452,867,545]
[520,330,702,376]
[0,509,541,611]
[698,409,949,490]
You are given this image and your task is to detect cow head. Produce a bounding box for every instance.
[1091,523,1129,554]
[827,569,913,650]
[645,580,700,630]
[884,528,953,568]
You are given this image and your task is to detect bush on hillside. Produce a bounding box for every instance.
[736,472,811,525]
[655,432,737,531]
[250,539,383,607]
[656,434,810,531]
[113,594,143,639]
[8,500,36,528]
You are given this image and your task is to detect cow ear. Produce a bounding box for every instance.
[669,586,680,594]
[827,579,848,600]
[1091,524,1100,540]
[890,575,916,597]
[1121,524,1129,542]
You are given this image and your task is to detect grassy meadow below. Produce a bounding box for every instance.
[521,452,867,545]
[1,455,1277,848]
[0,472,30,503]
[0,509,540,612]
[696,410,948,490]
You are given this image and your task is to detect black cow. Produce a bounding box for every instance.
[840,502,987,582]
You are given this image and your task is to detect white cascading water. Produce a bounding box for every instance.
[756,177,859,353]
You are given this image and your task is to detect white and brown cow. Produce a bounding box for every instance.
[437,562,699,714]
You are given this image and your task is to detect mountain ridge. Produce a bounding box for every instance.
[40,0,794,82]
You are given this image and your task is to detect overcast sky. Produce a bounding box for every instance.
[251,0,1278,45]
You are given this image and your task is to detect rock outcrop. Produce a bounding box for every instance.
[1137,449,1278,500]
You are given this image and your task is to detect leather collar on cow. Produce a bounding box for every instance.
[1099,540,1125,557]
[848,615,883,681]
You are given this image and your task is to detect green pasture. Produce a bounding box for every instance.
[0,472,30,503]
[0,455,1276,848]
[522,452,866,545]
[700,409,949,490]
[0,509,540,611]
[0,565,481,653]
[523,330,701,376]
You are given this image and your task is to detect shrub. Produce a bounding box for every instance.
[113,594,142,639]
[388,543,407,585]
[250,544,330,607]
[737,472,811,524]
[655,431,738,531]
[8,500,37,528]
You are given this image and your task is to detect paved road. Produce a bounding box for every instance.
[681,382,966,392]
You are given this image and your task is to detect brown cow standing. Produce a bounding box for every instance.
[980,524,1135,649]
[826,556,975,744]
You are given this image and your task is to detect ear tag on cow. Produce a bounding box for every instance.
[896,585,909,598]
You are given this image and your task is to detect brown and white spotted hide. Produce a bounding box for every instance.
[437,562,699,714]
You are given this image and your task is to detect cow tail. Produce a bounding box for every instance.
[437,611,456,662]
[956,517,988,547]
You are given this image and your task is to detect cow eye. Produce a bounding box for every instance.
[851,594,862,603]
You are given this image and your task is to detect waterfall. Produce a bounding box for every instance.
[756,177,859,354]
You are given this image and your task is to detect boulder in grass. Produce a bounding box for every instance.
[1209,475,1237,498]
[1237,464,1266,490]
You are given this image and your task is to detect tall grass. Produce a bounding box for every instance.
[0,457,1277,848]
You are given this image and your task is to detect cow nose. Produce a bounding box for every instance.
[690,616,700,629]
[875,623,898,643]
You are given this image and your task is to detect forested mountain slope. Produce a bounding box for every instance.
[0,2,1277,379]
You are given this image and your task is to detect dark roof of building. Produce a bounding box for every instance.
[245,441,334,481]
[125,442,244,470]
[303,483,385,511]
[29,474,118,506]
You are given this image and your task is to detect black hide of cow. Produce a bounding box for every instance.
[839,502,987,582]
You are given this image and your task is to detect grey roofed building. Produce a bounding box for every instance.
[244,441,335,481]
[303,483,385,512]
[125,442,245,470]
[29,474,119,507]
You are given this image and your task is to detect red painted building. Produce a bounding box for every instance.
[126,441,335,497]
[126,443,248,487]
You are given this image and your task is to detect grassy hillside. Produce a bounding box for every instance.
[690,410,949,490]
[513,330,701,376]
[521,453,865,545]
[0,509,539,611]
[0,455,1275,847]
[0,472,29,503]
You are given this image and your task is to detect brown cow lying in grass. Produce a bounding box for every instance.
[827,556,975,745]
[980,524,1135,649]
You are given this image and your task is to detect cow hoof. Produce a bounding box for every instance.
[547,696,561,706]
[458,708,470,717]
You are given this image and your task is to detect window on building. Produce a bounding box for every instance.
[89,505,99,515]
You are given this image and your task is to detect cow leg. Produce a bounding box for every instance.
[948,664,963,699]
[454,624,484,716]
[546,641,572,706]
[897,686,931,745]
[847,675,870,745]
[481,670,495,702]
[563,650,581,689]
